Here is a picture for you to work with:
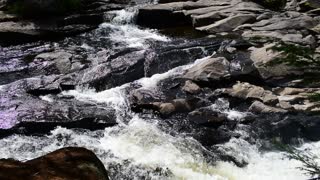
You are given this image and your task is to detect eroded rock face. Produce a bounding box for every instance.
[0,147,110,180]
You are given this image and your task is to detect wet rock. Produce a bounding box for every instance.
[157,102,176,115]
[194,127,234,146]
[35,51,73,74]
[154,98,197,116]
[222,82,278,105]
[81,50,146,90]
[0,76,116,134]
[0,20,96,45]
[252,113,320,143]
[134,97,202,116]
[0,147,109,180]
[183,56,230,82]
[182,80,200,94]
[196,14,256,33]
[131,89,159,105]
[144,38,221,76]
[249,101,288,113]
[188,107,228,127]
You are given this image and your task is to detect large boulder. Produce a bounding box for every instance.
[183,56,230,82]
[0,147,109,180]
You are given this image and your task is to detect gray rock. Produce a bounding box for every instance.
[182,80,200,94]
[249,101,288,113]
[223,82,279,104]
[196,14,256,33]
[249,43,302,79]
[0,76,116,132]
[35,51,73,74]
[188,107,228,126]
[183,57,230,82]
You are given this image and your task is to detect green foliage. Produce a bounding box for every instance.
[275,141,320,179]
[267,42,320,67]
[6,0,83,17]
[307,93,320,102]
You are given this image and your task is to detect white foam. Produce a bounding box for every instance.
[111,9,137,24]
[100,116,227,180]
[138,55,213,89]
[210,98,248,121]
[62,86,129,122]
[100,23,170,48]
[214,138,309,180]
[80,43,94,50]
[39,95,54,103]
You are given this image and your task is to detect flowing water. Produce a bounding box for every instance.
[0,3,318,180]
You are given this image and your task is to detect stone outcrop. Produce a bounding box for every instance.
[0,147,110,180]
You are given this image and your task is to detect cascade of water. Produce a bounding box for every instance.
[0,4,317,180]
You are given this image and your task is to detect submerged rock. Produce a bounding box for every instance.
[0,147,109,180]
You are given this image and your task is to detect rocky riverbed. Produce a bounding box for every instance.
[0,0,320,179]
